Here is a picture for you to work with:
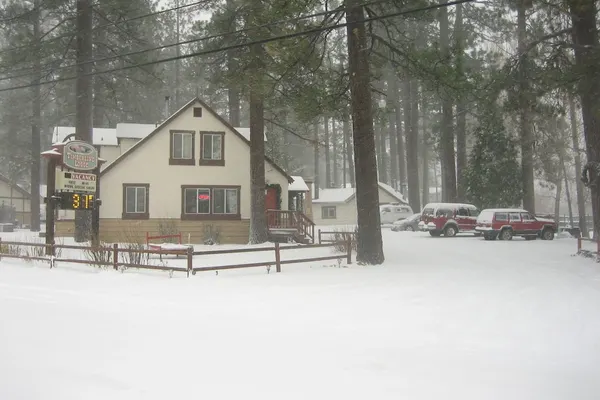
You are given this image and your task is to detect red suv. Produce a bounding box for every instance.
[418,203,480,237]
[475,208,557,241]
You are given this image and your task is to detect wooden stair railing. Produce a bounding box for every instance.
[266,210,315,243]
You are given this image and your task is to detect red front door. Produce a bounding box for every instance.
[265,187,278,210]
[266,187,278,227]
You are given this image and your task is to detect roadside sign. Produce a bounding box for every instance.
[56,171,97,193]
[62,140,98,171]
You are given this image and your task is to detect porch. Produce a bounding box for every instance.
[266,209,315,244]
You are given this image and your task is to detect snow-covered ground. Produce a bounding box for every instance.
[2,229,600,399]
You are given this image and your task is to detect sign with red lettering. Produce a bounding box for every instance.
[62,141,98,171]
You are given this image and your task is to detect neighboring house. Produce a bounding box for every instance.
[54,98,302,244]
[0,173,41,227]
[312,182,409,226]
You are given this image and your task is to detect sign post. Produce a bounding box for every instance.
[41,139,102,251]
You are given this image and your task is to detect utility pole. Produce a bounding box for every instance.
[30,0,42,232]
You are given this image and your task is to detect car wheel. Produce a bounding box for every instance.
[444,225,457,237]
[429,230,441,237]
[499,228,513,241]
[541,228,555,241]
[406,226,414,232]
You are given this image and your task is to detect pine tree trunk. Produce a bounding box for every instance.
[174,0,181,109]
[30,0,42,232]
[74,0,94,242]
[394,79,407,193]
[562,159,575,228]
[324,116,331,188]
[518,0,536,213]
[386,69,398,189]
[404,80,421,211]
[455,3,467,202]
[409,79,421,211]
[248,88,268,243]
[343,117,355,187]
[554,174,562,224]
[439,2,457,203]
[345,0,384,264]
[376,124,387,183]
[226,0,240,126]
[567,0,600,238]
[342,122,347,187]
[421,96,430,206]
[569,94,588,236]
[313,122,320,198]
[332,119,338,187]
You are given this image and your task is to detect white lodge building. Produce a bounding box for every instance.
[55,98,308,244]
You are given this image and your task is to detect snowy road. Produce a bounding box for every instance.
[1,231,600,399]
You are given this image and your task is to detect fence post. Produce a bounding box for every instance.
[346,236,352,264]
[275,242,281,273]
[50,240,56,257]
[0,237,2,261]
[186,247,193,278]
[597,238,600,255]
[318,229,321,244]
[113,243,119,270]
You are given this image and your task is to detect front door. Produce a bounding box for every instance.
[265,187,278,210]
[266,187,278,227]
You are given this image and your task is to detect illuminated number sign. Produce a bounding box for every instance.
[58,192,95,210]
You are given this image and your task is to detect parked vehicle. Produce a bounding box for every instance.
[391,213,421,232]
[418,203,480,237]
[475,208,557,241]
[380,204,413,224]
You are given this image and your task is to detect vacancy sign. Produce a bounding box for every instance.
[56,171,97,193]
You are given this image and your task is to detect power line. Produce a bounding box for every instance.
[0,0,208,56]
[0,0,389,82]
[0,0,476,94]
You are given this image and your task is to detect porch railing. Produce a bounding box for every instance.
[266,210,315,243]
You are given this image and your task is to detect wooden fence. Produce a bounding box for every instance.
[317,229,358,244]
[0,237,352,278]
[577,237,600,253]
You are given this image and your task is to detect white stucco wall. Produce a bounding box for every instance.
[98,100,289,219]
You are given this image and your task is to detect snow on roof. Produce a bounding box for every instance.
[234,127,267,142]
[422,202,478,210]
[377,182,408,204]
[289,176,309,192]
[52,126,118,146]
[312,187,356,204]
[480,208,527,213]
[116,123,156,139]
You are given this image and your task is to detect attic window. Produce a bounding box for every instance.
[193,107,203,117]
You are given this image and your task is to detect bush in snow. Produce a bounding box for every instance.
[83,243,112,268]
[331,227,357,254]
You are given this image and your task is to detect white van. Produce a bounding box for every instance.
[380,203,413,224]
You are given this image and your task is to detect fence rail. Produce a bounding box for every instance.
[0,237,352,278]
[318,229,358,244]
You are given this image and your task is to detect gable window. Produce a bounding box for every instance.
[122,184,149,220]
[170,130,195,165]
[200,131,225,166]
[181,185,240,220]
[193,107,203,117]
[322,206,336,219]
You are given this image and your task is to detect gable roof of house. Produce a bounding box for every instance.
[53,126,118,146]
[100,98,293,183]
[312,182,409,204]
[0,173,32,198]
